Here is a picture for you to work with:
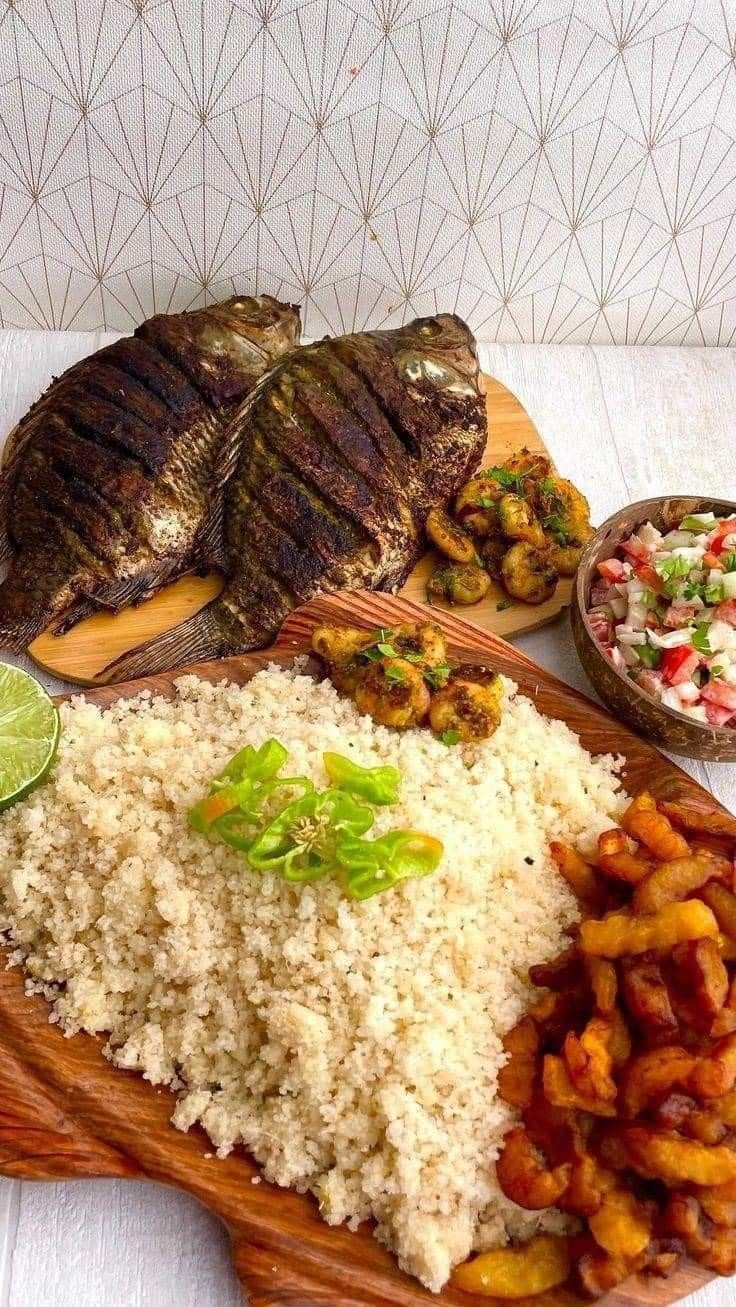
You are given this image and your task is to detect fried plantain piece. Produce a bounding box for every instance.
[564,1017,617,1102]
[664,1193,736,1274]
[598,849,653,886]
[701,882,736,941]
[588,1188,652,1258]
[585,957,617,1015]
[614,1126,736,1185]
[688,1032,736,1099]
[668,938,728,1031]
[560,1153,615,1217]
[579,900,718,958]
[498,1016,540,1109]
[659,800,736,842]
[620,954,679,1040]
[542,1055,617,1117]
[619,1045,697,1118]
[550,841,603,905]
[625,808,690,861]
[529,946,584,991]
[452,1233,570,1298]
[496,1126,572,1209]
[653,1092,728,1145]
[633,852,728,915]
[570,1235,647,1299]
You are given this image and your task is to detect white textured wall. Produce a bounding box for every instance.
[0,0,735,343]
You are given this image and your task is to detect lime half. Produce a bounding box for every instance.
[0,664,60,811]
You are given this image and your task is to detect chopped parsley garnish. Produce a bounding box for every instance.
[543,511,570,544]
[403,651,424,664]
[710,664,725,678]
[539,477,556,494]
[483,466,526,495]
[424,664,451,689]
[479,496,496,508]
[692,622,713,656]
[440,729,461,747]
[683,580,707,601]
[384,664,406,685]
[706,583,724,604]
[723,552,736,573]
[360,629,394,662]
[496,598,513,611]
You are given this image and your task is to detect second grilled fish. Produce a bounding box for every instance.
[0,294,301,650]
[106,314,486,680]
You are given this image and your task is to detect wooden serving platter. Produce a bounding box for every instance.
[28,374,573,686]
[1,591,726,1307]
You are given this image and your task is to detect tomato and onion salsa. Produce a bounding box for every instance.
[587,511,736,727]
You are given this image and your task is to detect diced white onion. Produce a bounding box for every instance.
[709,569,724,585]
[609,647,627,672]
[616,627,647,645]
[646,628,693,649]
[708,620,736,652]
[620,643,640,666]
[671,547,705,562]
[627,602,648,628]
[682,704,708,722]
[662,531,695,549]
[609,596,627,619]
[724,666,736,685]
[676,681,700,704]
[661,687,684,711]
[723,572,736,600]
[639,521,663,550]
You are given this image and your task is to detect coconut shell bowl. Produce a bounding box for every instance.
[572,496,736,762]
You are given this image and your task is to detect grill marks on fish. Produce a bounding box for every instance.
[0,294,301,650]
[104,314,486,681]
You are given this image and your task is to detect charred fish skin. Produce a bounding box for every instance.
[105,314,485,681]
[0,295,301,651]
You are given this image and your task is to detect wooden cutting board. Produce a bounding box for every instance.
[1,591,721,1307]
[28,375,573,686]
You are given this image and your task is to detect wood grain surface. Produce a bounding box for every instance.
[27,374,573,685]
[0,588,727,1307]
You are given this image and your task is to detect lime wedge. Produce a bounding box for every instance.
[0,664,60,811]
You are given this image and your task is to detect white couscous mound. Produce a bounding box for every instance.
[0,665,625,1292]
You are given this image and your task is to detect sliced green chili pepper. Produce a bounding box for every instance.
[216,737,288,785]
[336,830,444,900]
[188,736,310,839]
[322,752,401,806]
[247,788,374,882]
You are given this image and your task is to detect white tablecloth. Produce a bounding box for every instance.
[0,330,734,1306]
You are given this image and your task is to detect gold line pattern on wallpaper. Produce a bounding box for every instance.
[0,0,734,343]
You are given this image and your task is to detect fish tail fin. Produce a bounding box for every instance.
[99,607,228,683]
[0,553,77,653]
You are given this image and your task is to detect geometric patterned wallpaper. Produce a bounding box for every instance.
[0,0,735,344]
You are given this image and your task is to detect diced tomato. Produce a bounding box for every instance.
[703,550,722,569]
[705,703,735,726]
[597,558,626,583]
[636,669,664,697]
[661,646,700,686]
[620,534,650,563]
[633,562,665,594]
[708,518,736,554]
[644,612,660,629]
[716,599,736,627]
[589,612,614,645]
[702,680,736,711]
[663,604,699,629]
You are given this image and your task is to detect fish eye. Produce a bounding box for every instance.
[417,320,442,338]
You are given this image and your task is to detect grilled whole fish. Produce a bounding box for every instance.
[0,295,301,650]
[106,314,486,681]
